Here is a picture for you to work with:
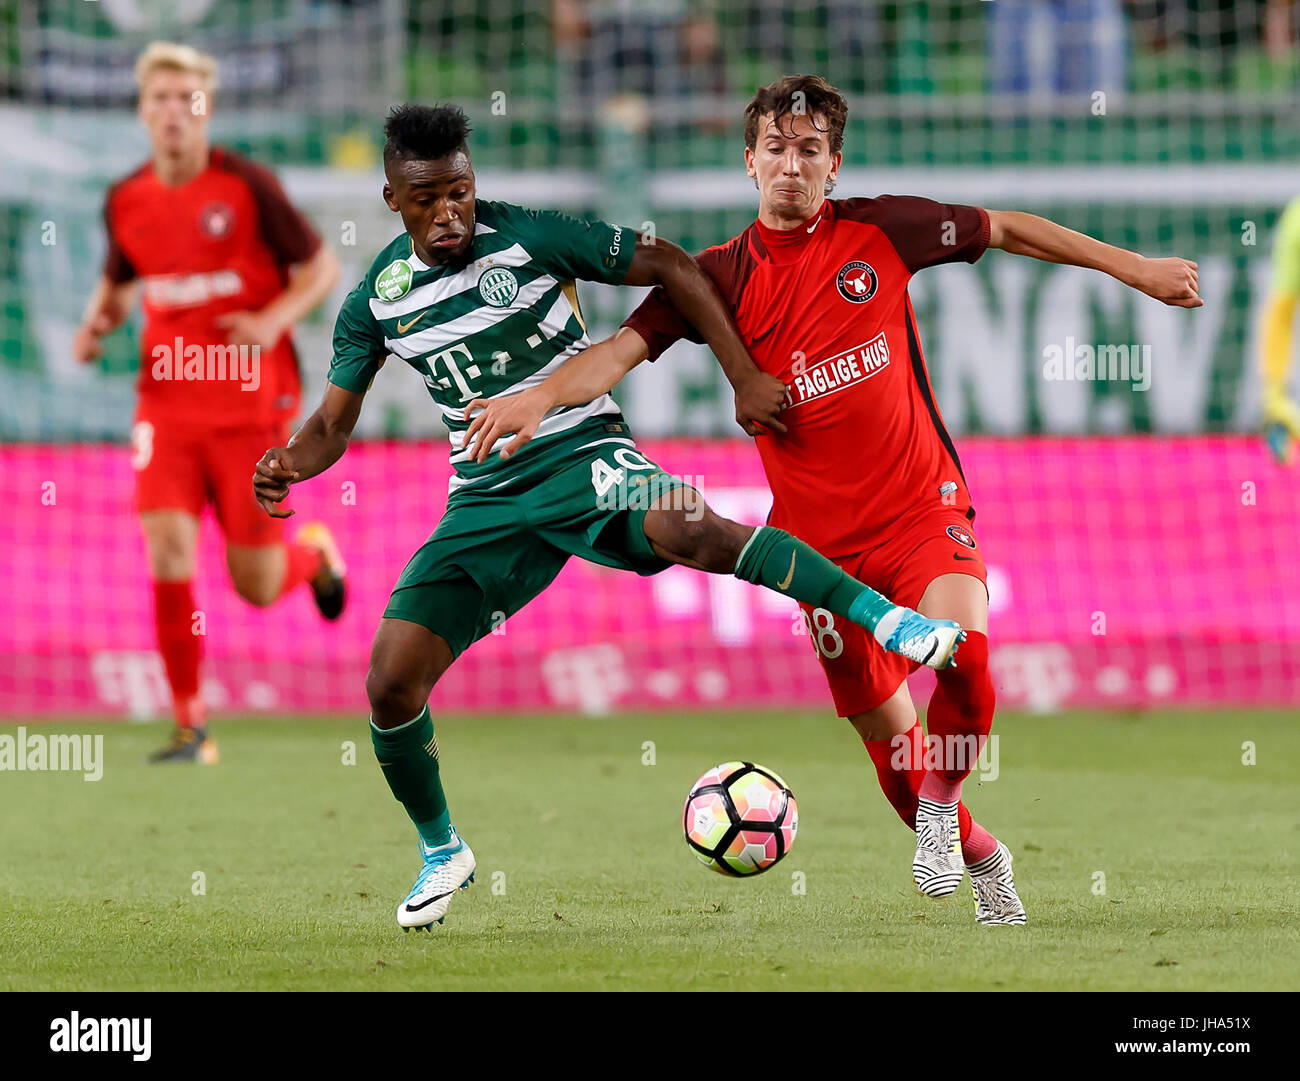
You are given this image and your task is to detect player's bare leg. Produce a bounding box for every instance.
[225,543,284,606]
[848,684,919,743]
[917,572,989,635]
[225,523,347,618]
[367,618,475,930]
[913,574,1024,922]
[641,496,964,669]
[852,685,956,893]
[140,509,217,764]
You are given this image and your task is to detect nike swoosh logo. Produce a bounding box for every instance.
[777,551,796,590]
[396,310,427,334]
[404,889,456,912]
[952,553,978,561]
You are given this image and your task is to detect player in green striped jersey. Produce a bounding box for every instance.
[252,104,965,929]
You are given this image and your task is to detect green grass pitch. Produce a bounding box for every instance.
[0,709,1295,991]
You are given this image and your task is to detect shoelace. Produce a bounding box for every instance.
[935,814,956,854]
[413,850,463,892]
[919,812,956,857]
[974,871,1018,914]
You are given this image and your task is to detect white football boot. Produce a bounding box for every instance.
[873,608,965,670]
[912,798,965,897]
[968,842,1027,925]
[397,826,476,931]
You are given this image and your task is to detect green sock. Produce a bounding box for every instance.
[370,705,452,849]
[734,525,896,633]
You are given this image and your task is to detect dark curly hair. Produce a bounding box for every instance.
[383,103,472,168]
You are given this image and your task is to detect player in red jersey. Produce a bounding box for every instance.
[72,43,344,763]
[462,75,1202,924]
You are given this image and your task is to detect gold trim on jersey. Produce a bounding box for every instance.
[560,279,587,333]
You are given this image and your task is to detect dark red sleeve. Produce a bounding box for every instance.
[102,188,135,284]
[621,285,699,362]
[841,196,989,273]
[220,149,322,266]
[619,241,745,362]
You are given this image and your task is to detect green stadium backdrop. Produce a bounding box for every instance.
[3,1,1298,719]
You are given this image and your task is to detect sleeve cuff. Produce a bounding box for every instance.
[970,207,992,263]
[327,370,373,394]
[620,312,667,363]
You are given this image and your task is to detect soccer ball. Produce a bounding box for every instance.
[682,761,798,876]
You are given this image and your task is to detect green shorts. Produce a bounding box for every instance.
[384,415,691,657]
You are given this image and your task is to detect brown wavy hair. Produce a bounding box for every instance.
[744,74,848,155]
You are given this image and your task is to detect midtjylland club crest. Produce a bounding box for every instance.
[836,261,878,303]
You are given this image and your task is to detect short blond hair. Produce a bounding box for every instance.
[134,41,218,93]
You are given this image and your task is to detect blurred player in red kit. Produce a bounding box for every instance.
[73,43,344,763]
[465,75,1202,923]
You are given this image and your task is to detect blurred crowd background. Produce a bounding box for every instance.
[4,2,1298,719]
[1,0,1297,440]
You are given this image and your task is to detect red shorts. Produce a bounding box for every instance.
[131,417,288,547]
[795,507,988,717]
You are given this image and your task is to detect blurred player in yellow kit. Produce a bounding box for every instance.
[1260,197,1300,464]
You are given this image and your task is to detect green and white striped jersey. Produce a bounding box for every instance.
[329,199,634,492]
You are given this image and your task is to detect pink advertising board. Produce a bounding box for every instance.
[2,436,1296,719]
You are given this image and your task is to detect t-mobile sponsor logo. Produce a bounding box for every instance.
[541,644,630,715]
[784,333,890,410]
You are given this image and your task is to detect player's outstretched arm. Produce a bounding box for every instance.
[461,327,648,463]
[623,237,787,434]
[253,382,364,518]
[987,210,1202,309]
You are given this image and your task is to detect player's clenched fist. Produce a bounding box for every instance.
[72,314,114,365]
[1127,256,1203,309]
[733,370,788,436]
[253,447,300,518]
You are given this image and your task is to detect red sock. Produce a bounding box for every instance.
[154,580,204,729]
[864,721,973,841]
[962,820,998,865]
[918,630,995,804]
[275,541,325,601]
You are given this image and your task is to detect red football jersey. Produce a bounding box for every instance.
[102,146,321,426]
[623,196,990,559]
